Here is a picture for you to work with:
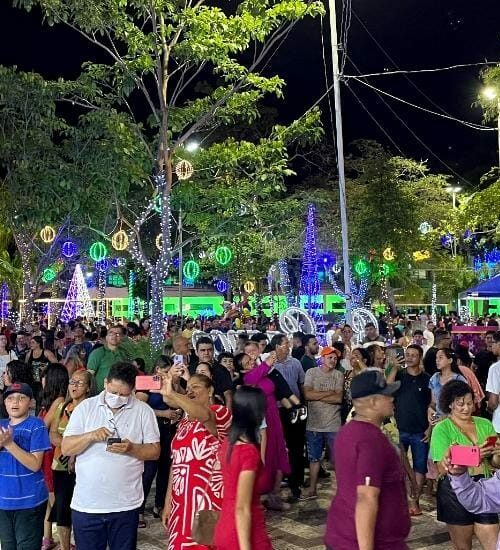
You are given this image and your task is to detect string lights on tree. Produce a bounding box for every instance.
[0,282,9,325]
[300,204,322,317]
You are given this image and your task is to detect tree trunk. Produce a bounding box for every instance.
[149,272,164,353]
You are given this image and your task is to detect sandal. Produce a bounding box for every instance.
[138,518,148,528]
[409,506,422,516]
[152,507,162,519]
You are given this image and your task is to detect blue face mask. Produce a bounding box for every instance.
[105,391,129,409]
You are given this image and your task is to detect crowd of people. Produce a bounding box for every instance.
[1,310,500,550]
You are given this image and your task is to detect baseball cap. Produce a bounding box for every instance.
[350,370,400,399]
[3,383,33,400]
[320,346,341,358]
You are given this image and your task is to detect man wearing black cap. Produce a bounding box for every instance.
[325,370,411,550]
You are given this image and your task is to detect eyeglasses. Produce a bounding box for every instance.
[5,395,30,402]
[69,379,88,387]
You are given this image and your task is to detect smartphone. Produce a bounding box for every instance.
[135,375,161,391]
[173,354,184,364]
[486,435,498,447]
[106,437,122,446]
[450,445,480,467]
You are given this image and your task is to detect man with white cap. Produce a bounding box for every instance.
[325,370,411,550]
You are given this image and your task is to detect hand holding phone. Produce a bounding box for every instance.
[486,435,498,448]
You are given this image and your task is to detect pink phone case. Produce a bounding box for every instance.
[135,375,161,391]
[450,445,480,467]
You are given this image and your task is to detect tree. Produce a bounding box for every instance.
[14,0,324,348]
[0,66,150,320]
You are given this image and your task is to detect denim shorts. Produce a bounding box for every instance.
[399,431,428,475]
[306,430,336,463]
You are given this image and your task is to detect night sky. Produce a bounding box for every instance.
[1,0,500,184]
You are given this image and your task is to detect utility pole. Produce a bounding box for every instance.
[328,0,352,322]
[178,207,183,317]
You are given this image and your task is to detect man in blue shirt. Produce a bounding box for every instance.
[0,382,51,550]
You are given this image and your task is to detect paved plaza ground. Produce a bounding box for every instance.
[137,476,482,549]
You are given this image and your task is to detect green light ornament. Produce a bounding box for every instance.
[381,263,396,277]
[89,242,108,262]
[42,267,57,283]
[354,258,369,276]
[215,246,233,266]
[183,260,200,281]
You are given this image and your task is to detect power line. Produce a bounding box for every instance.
[349,10,485,123]
[351,77,496,131]
[344,62,500,80]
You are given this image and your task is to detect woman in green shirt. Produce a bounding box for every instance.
[430,380,499,550]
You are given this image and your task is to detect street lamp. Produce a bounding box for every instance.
[482,86,500,168]
[445,185,462,209]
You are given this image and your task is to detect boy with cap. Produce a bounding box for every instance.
[325,370,410,550]
[302,346,344,500]
[0,382,51,550]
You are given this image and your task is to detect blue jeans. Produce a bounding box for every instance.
[0,501,46,550]
[72,508,139,550]
[306,431,336,463]
[399,431,428,475]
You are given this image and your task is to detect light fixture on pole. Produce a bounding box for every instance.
[482,86,500,168]
[445,185,462,209]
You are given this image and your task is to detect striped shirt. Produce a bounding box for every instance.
[0,416,51,510]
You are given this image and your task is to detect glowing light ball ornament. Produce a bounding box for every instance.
[413,250,430,261]
[183,260,200,281]
[382,247,395,261]
[111,230,129,251]
[89,242,108,262]
[215,246,233,266]
[175,160,194,180]
[243,281,255,293]
[216,280,228,293]
[354,259,369,276]
[42,267,57,283]
[155,234,163,251]
[419,222,432,235]
[61,240,77,258]
[40,226,56,244]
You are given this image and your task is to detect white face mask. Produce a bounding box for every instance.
[105,391,129,409]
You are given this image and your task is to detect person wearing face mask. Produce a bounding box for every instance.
[60,362,160,550]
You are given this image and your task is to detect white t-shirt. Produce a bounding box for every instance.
[486,360,500,432]
[423,329,435,348]
[64,392,160,513]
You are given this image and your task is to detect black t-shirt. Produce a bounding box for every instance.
[474,350,497,388]
[394,370,431,434]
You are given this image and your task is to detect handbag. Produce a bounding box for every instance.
[191,460,221,545]
[192,509,221,545]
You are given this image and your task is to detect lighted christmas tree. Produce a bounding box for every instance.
[300,204,321,316]
[61,264,95,322]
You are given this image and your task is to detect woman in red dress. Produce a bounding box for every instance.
[214,386,272,550]
[159,368,231,550]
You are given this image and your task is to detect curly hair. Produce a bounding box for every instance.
[439,380,473,415]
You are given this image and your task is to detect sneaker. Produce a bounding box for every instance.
[41,538,57,550]
[299,406,308,421]
[289,408,299,424]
